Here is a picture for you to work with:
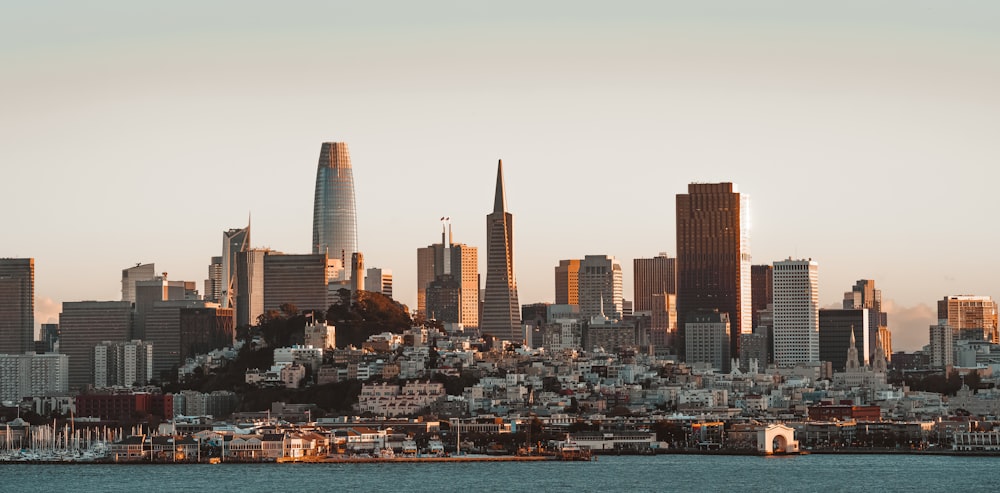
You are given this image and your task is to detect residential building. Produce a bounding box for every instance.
[676,183,751,361]
[929,324,954,368]
[0,352,68,403]
[93,339,153,388]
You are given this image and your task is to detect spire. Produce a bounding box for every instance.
[493,159,507,214]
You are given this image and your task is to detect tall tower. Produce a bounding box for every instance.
[418,221,479,328]
[0,258,34,355]
[772,258,820,366]
[633,253,676,313]
[676,183,751,361]
[312,142,358,279]
[221,222,251,308]
[481,160,520,342]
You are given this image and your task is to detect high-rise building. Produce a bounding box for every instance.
[819,309,869,371]
[263,253,333,314]
[554,259,581,306]
[94,339,153,388]
[772,258,820,366]
[417,223,479,328]
[236,248,270,327]
[221,223,251,309]
[121,263,155,304]
[58,301,133,390]
[676,183,751,360]
[481,160,521,342]
[40,323,60,353]
[844,280,891,359]
[312,142,358,279]
[633,253,676,313]
[0,352,68,403]
[685,310,731,372]
[0,258,34,356]
[929,324,954,368]
[205,256,224,303]
[133,277,189,341]
[650,293,678,352]
[937,295,999,343]
[578,255,623,320]
[145,300,233,379]
[751,264,773,330]
[365,268,393,298]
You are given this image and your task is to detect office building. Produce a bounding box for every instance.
[205,256,223,303]
[633,253,676,313]
[416,222,479,328]
[938,295,999,343]
[221,223,251,308]
[844,280,892,359]
[133,277,191,341]
[40,323,60,353]
[121,263,156,304]
[554,259,581,306]
[772,258,820,366]
[58,301,133,390]
[482,160,521,342]
[819,309,869,371]
[94,339,153,388]
[577,255,623,320]
[263,253,334,314]
[145,301,233,379]
[365,268,393,298]
[751,264,773,330]
[676,183,751,361]
[685,310,731,372]
[236,248,270,327]
[0,258,34,356]
[312,142,358,279]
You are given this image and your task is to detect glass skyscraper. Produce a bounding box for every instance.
[312,142,358,279]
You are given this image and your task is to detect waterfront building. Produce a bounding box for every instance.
[844,280,892,360]
[93,339,153,388]
[937,295,998,343]
[929,324,954,368]
[236,248,270,326]
[676,183,751,361]
[0,352,68,403]
[685,310,731,372]
[819,309,870,371]
[554,259,581,306]
[120,262,155,304]
[633,253,676,313]
[312,141,358,279]
[365,268,393,298]
[0,258,34,356]
[416,222,478,328]
[578,255,623,321]
[481,160,520,342]
[772,258,820,366]
[221,223,251,309]
[58,301,133,390]
[263,253,334,314]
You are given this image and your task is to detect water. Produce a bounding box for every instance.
[0,455,995,492]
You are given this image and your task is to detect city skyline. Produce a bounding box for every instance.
[4,2,1000,352]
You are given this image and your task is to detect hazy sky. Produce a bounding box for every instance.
[4,1,999,351]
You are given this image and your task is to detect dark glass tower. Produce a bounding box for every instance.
[312,142,358,279]
[481,160,521,342]
[0,258,34,355]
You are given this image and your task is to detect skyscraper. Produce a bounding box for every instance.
[59,301,133,390]
[751,264,773,330]
[221,223,251,308]
[312,142,358,278]
[578,255,623,320]
[263,253,334,313]
[676,183,751,361]
[481,160,520,342]
[819,308,869,371]
[0,258,34,355]
[416,222,478,328]
[633,253,676,314]
[205,256,223,303]
[844,279,892,359]
[554,259,581,306]
[236,248,270,327]
[937,295,998,343]
[772,258,820,366]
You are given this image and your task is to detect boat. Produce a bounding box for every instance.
[557,437,592,461]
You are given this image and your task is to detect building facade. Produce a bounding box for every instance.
[364,268,393,298]
[416,223,478,328]
[578,255,623,321]
[94,339,153,388]
[929,324,954,368]
[312,141,358,279]
[554,259,581,306]
[844,279,892,359]
[772,259,820,366]
[121,263,155,304]
[236,248,270,327]
[685,310,731,372]
[58,301,133,390]
[0,352,68,403]
[263,253,333,314]
[221,223,251,309]
[675,183,751,361]
[818,309,869,372]
[481,160,520,342]
[633,253,676,313]
[0,258,34,356]
[751,264,773,331]
[938,295,998,344]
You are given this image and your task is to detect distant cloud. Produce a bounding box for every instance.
[883,300,935,352]
[34,296,60,337]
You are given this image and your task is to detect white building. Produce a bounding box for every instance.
[274,345,324,372]
[0,352,68,403]
[94,339,154,388]
[578,255,623,321]
[773,258,819,366]
[364,268,393,299]
[304,322,336,349]
[685,311,731,372]
[929,324,954,368]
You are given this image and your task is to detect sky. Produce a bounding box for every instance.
[3,1,1000,352]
